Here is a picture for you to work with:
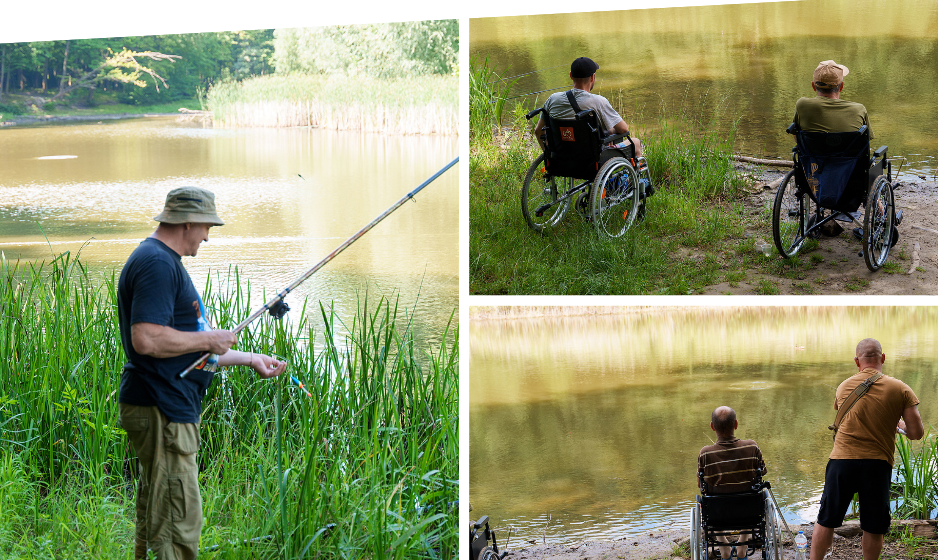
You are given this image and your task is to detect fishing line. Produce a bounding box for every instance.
[487,64,567,84]
[179,157,459,379]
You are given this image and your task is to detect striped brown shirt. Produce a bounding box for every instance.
[698,438,767,494]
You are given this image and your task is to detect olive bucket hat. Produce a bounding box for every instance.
[154,186,225,226]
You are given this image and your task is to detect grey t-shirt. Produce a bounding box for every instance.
[544,89,623,135]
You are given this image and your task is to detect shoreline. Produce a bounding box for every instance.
[0,112,183,127]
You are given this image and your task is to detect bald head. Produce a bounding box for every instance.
[711,406,737,437]
[855,338,885,371]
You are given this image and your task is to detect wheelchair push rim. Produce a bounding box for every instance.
[521,153,574,233]
[590,157,641,238]
[771,169,808,258]
[863,175,894,271]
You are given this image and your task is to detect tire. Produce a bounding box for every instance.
[772,169,807,258]
[521,153,572,233]
[691,505,707,560]
[590,157,640,238]
[863,175,894,271]
[635,156,652,223]
[763,492,783,560]
[479,547,500,560]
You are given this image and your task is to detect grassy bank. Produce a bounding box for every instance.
[207,74,457,134]
[0,91,200,121]
[0,252,457,559]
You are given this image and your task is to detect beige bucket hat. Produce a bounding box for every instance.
[154,186,225,225]
[813,60,849,89]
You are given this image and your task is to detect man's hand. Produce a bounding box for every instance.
[203,330,237,355]
[132,322,237,358]
[249,353,287,379]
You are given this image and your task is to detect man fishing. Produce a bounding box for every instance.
[698,406,767,559]
[117,186,287,560]
[809,338,923,560]
[533,56,644,159]
[793,60,872,136]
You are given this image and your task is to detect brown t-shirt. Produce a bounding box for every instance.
[698,438,767,494]
[830,368,920,464]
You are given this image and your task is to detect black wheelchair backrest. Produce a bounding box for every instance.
[539,108,606,181]
[701,492,766,530]
[789,124,873,213]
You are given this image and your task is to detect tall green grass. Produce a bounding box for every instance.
[469,89,749,294]
[0,251,457,559]
[207,74,457,135]
[893,431,938,520]
[469,56,519,141]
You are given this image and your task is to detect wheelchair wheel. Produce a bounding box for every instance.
[690,505,707,560]
[763,492,783,560]
[590,157,640,238]
[478,547,500,560]
[772,169,807,258]
[863,175,894,271]
[522,153,572,233]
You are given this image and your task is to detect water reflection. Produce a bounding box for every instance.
[470,0,938,177]
[0,117,458,349]
[469,307,938,543]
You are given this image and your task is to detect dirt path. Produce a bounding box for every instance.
[503,522,937,560]
[703,166,938,295]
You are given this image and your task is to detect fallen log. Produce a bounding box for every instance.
[799,519,937,539]
[734,155,794,167]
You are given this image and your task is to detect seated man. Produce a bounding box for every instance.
[793,59,873,137]
[698,406,767,559]
[533,56,644,160]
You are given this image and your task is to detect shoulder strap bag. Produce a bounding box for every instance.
[829,372,884,440]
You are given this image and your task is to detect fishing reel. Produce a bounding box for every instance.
[268,299,290,320]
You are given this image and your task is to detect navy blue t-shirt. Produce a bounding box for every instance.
[117,237,217,423]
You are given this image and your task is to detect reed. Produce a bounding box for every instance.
[0,252,457,558]
[893,430,938,520]
[469,56,519,141]
[206,74,457,135]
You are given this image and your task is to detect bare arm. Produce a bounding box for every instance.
[612,120,629,135]
[131,322,236,359]
[534,116,546,152]
[898,405,924,440]
[217,350,286,379]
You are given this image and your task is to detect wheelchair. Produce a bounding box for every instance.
[469,515,507,560]
[772,122,897,271]
[689,471,784,560]
[522,104,652,238]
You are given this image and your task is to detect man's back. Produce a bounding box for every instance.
[831,369,919,464]
[544,89,621,135]
[698,438,766,494]
[794,96,873,137]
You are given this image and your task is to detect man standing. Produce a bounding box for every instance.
[117,187,287,559]
[810,338,923,560]
[698,406,767,559]
[534,56,643,158]
[793,59,873,136]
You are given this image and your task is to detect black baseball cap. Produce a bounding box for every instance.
[571,57,599,78]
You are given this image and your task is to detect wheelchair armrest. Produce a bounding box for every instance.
[472,515,489,529]
[873,145,888,160]
[526,107,544,120]
[575,109,596,121]
[786,123,799,135]
[602,132,630,145]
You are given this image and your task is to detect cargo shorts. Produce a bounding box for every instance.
[119,404,202,560]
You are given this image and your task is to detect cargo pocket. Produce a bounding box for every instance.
[119,408,154,463]
[164,422,200,455]
[169,470,203,543]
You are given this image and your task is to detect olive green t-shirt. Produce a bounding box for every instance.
[793,96,874,139]
[830,369,919,464]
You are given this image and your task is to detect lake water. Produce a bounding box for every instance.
[0,116,458,350]
[470,0,938,179]
[469,307,938,544]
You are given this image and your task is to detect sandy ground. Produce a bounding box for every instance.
[702,166,938,295]
[500,522,937,560]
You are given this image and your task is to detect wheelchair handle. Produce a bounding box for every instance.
[786,122,799,135]
[472,515,490,530]
[526,107,544,120]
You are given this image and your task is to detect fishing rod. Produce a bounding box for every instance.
[487,64,567,85]
[766,487,807,560]
[178,157,459,379]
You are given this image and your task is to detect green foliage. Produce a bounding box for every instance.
[0,253,457,558]
[0,102,25,115]
[893,430,938,519]
[469,55,519,141]
[272,21,457,78]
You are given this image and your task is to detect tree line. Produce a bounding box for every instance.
[0,21,457,109]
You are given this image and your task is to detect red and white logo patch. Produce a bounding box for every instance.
[560,127,575,142]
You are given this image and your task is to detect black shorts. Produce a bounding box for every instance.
[816,459,893,534]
